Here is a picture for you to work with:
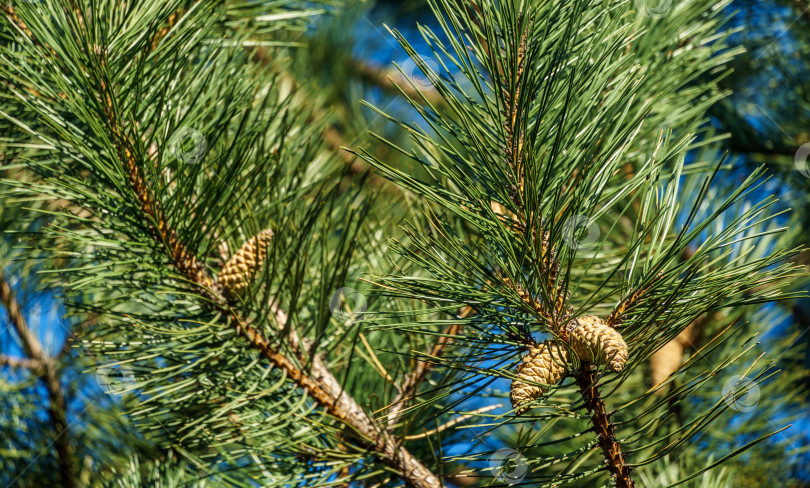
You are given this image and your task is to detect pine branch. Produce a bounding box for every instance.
[92,57,441,488]
[0,269,76,488]
[513,247,637,483]
[5,3,439,484]
[0,353,43,370]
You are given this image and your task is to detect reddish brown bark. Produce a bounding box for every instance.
[575,365,634,488]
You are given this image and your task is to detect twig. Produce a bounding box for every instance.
[403,404,501,440]
[3,4,440,486]
[0,269,76,488]
[0,354,43,370]
[606,275,660,328]
[351,60,445,107]
[387,306,473,428]
[359,332,395,384]
[322,126,398,194]
[574,365,634,488]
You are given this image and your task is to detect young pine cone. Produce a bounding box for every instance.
[568,315,628,373]
[217,229,273,295]
[510,341,569,415]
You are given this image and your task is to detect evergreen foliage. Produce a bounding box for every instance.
[0,0,807,487]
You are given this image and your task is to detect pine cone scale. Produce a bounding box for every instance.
[510,341,569,415]
[569,315,628,373]
[217,229,273,296]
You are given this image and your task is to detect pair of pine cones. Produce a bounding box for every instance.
[510,315,628,414]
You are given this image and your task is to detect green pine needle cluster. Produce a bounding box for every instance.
[0,0,807,487]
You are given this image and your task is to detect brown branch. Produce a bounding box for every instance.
[0,269,76,488]
[322,126,402,196]
[574,365,634,488]
[351,60,445,107]
[0,353,43,370]
[606,274,660,328]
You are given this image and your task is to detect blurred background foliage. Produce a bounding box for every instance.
[1,0,809,486]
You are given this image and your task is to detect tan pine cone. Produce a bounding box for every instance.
[650,322,697,393]
[650,340,683,389]
[217,229,273,295]
[510,341,569,415]
[568,315,628,373]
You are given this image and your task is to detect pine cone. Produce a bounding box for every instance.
[217,229,273,295]
[650,339,683,390]
[568,315,628,373]
[510,341,569,415]
[650,322,696,393]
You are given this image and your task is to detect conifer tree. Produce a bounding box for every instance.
[0,0,807,487]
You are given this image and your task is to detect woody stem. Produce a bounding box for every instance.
[574,364,634,488]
